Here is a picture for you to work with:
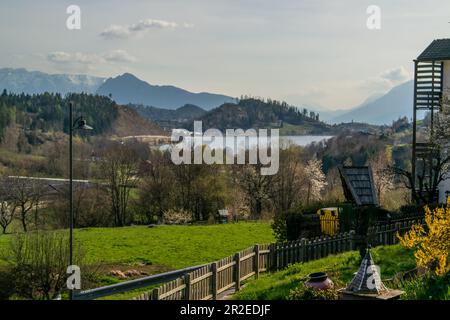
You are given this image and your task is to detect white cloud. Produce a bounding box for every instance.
[100,19,192,39]
[103,49,137,63]
[359,66,412,93]
[47,51,102,64]
[47,50,136,65]
[99,25,130,39]
[130,19,178,31]
[380,67,410,83]
[284,87,327,107]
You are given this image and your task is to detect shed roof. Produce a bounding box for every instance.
[417,39,450,61]
[338,166,379,206]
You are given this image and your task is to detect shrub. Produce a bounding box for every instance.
[272,207,321,242]
[398,205,450,276]
[162,209,193,225]
[0,268,15,300]
[288,285,338,300]
[398,204,424,216]
[0,231,83,300]
[399,272,450,300]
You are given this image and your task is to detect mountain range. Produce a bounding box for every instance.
[330,80,413,125]
[0,68,235,110]
[0,67,414,125]
[97,73,235,110]
[0,68,105,95]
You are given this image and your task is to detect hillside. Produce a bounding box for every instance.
[110,105,166,137]
[97,73,235,110]
[332,80,413,125]
[0,91,165,145]
[130,104,206,122]
[188,98,331,134]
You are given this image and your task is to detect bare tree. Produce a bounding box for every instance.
[391,98,450,204]
[7,177,43,232]
[269,147,305,212]
[233,163,272,220]
[101,143,140,227]
[47,183,110,229]
[391,149,450,204]
[370,151,394,204]
[0,178,17,233]
[0,201,17,234]
[139,151,175,223]
[171,160,227,222]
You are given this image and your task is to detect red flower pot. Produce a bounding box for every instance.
[305,272,334,290]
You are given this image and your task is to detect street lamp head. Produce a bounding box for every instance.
[76,117,93,131]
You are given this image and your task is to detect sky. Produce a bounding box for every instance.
[1,0,450,110]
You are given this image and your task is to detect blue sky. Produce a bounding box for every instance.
[1,0,450,110]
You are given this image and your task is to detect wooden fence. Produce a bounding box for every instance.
[135,217,424,301]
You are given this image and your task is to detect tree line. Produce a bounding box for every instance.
[0,140,331,232]
[0,90,119,143]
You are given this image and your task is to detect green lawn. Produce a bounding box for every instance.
[0,222,275,270]
[0,221,275,300]
[232,245,417,300]
[87,222,274,268]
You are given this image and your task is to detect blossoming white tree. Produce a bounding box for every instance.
[304,159,327,204]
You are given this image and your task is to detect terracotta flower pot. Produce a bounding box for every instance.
[304,272,334,290]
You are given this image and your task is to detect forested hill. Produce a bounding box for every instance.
[130,103,207,122]
[189,98,331,134]
[0,90,164,143]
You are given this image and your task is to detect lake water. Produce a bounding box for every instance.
[158,135,333,151]
[279,135,334,147]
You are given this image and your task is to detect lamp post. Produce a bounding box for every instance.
[69,101,92,300]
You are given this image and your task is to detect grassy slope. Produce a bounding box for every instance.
[233,245,416,300]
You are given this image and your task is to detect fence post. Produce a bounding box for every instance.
[254,245,260,279]
[394,222,400,244]
[211,262,218,300]
[234,252,241,291]
[269,243,277,271]
[152,287,160,300]
[300,238,307,262]
[349,230,355,251]
[184,273,191,300]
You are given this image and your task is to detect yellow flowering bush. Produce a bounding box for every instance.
[398,206,450,275]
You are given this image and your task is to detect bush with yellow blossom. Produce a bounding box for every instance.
[398,206,450,276]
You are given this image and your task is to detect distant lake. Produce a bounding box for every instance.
[279,135,334,147]
[158,135,333,151]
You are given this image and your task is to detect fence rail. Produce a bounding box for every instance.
[73,263,208,300]
[75,216,424,300]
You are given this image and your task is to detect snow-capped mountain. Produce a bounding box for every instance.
[0,68,105,95]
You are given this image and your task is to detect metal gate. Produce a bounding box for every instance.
[317,207,340,236]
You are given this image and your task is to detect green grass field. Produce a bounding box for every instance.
[80,222,275,268]
[0,221,275,299]
[232,245,417,300]
[0,222,275,269]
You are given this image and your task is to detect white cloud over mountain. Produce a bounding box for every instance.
[100,19,191,39]
[359,66,411,94]
[47,50,136,65]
